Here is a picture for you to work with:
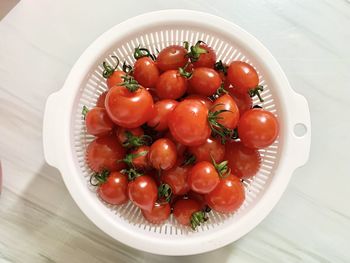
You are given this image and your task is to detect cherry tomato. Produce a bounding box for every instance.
[211,94,240,129]
[85,107,114,136]
[227,61,259,94]
[129,146,150,170]
[192,43,216,68]
[96,91,107,108]
[128,175,158,212]
[86,135,126,172]
[183,94,213,109]
[116,127,144,145]
[105,85,154,128]
[98,171,128,205]
[133,57,159,88]
[142,202,171,224]
[187,191,207,210]
[106,71,126,89]
[156,45,188,72]
[188,161,220,194]
[189,137,225,163]
[168,99,211,146]
[155,70,187,99]
[164,131,187,157]
[147,99,178,131]
[149,138,177,170]
[228,88,252,116]
[189,67,221,96]
[173,199,201,226]
[205,175,245,213]
[238,108,279,149]
[162,162,191,195]
[225,141,261,179]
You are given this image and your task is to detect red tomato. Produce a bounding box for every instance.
[96,91,107,108]
[129,146,150,170]
[173,199,201,226]
[162,162,191,195]
[105,85,154,128]
[98,171,128,205]
[189,67,221,96]
[225,141,261,179]
[188,161,220,194]
[155,70,187,99]
[192,43,216,68]
[211,94,240,129]
[205,175,245,213]
[128,175,158,212]
[156,45,188,72]
[164,131,187,157]
[142,202,171,224]
[147,100,178,131]
[133,57,160,88]
[189,137,225,163]
[107,71,126,89]
[86,135,126,172]
[227,61,259,94]
[238,108,279,149]
[168,99,211,146]
[228,88,252,116]
[183,94,213,109]
[85,107,114,136]
[149,138,177,170]
[116,127,144,145]
[187,191,207,210]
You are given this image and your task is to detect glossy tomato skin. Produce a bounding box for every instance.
[238,108,279,149]
[162,162,191,195]
[133,57,160,88]
[173,199,201,226]
[86,135,126,172]
[116,127,144,145]
[98,172,128,205]
[128,175,158,212]
[96,91,108,108]
[188,161,220,194]
[105,86,154,128]
[164,131,187,157]
[205,175,245,213]
[227,61,259,94]
[225,141,261,179]
[85,107,114,136]
[189,68,222,96]
[211,94,240,129]
[183,94,213,109]
[130,146,150,170]
[107,71,126,89]
[168,99,211,146]
[189,137,225,163]
[141,202,171,224]
[156,70,187,100]
[228,88,252,116]
[147,99,178,131]
[156,45,188,72]
[192,44,216,68]
[149,138,177,170]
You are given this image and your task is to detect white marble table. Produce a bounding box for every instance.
[1,0,349,262]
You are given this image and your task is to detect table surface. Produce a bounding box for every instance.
[1,0,349,262]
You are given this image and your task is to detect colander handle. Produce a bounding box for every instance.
[289,92,311,168]
[42,91,63,169]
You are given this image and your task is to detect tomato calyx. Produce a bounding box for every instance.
[186,40,208,63]
[133,45,156,61]
[208,104,234,144]
[102,56,120,78]
[190,210,208,230]
[211,156,230,178]
[82,105,89,120]
[182,152,196,166]
[248,85,264,102]
[178,62,193,79]
[119,150,148,168]
[120,75,140,92]
[158,183,172,203]
[231,128,239,140]
[89,169,110,186]
[214,60,228,76]
[122,131,152,148]
[121,168,142,181]
[122,61,133,75]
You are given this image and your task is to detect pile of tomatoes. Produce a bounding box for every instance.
[84,41,279,230]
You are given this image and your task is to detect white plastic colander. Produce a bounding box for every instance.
[43,10,311,255]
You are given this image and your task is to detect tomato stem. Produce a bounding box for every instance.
[186,40,208,62]
[211,155,231,178]
[215,84,228,97]
[248,85,264,102]
[214,60,228,76]
[119,151,148,168]
[122,131,152,148]
[178,61,193,78]
[190,211,208,230]
[122,61,133,75]
[182,152,196,166]
[208,104,234,144]
[102,56,120,78]
[133,45,156,60]
[89,169,110,186]
[121,168,142,181]
[158,183,172,203]
[183,41,189,51]
[120,75,140,92]
[82,105,89,120]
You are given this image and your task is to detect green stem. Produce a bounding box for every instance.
[89,169,110,186]
[190,211,208,230]
[248,85,264,102]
